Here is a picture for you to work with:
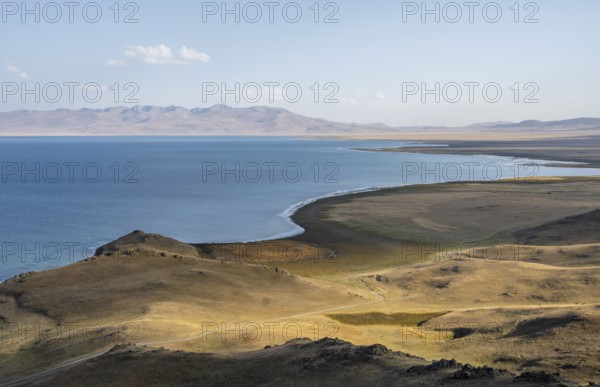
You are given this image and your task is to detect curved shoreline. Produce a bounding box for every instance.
[259,155,600,245]
[3,149,600,282]
[200,148,600,246]
[261,184,411,242]
[357,136,600,169]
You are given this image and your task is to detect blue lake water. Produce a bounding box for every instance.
[1,136,599,281]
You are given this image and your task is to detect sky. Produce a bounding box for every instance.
[1,0,599,126]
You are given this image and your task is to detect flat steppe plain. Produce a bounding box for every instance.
[1,142,600,386]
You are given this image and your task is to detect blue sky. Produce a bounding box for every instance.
[2,0,599,126]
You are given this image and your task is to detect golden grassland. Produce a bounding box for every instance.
[1,174,600,384]
[326,312,448,327]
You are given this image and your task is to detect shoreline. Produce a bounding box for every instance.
[284,175,600,242]
[2,146,600,283]
[3,164,600,384]
[266,154,600,245]
[139,143,596,246]
[353,136,600,169]
[352,147,588,167]
[5,174,599,285]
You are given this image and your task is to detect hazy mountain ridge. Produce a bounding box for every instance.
[0,105,399,136]
[0,105,598,135]
[490,117,600,131]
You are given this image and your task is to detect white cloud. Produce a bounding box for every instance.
[123,44,175,64]
[106,59,127,67]
[179,46,210,62]
[376,91,386,100]
[7,64,29,79]
[115,44,210,65]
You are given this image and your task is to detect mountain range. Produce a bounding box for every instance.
[0,105,599,136]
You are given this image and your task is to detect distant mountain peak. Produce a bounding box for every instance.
[208,104,232,111]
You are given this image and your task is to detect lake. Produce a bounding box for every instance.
[1,137,598,281]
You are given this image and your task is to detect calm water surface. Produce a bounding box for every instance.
[0,137,598,280]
